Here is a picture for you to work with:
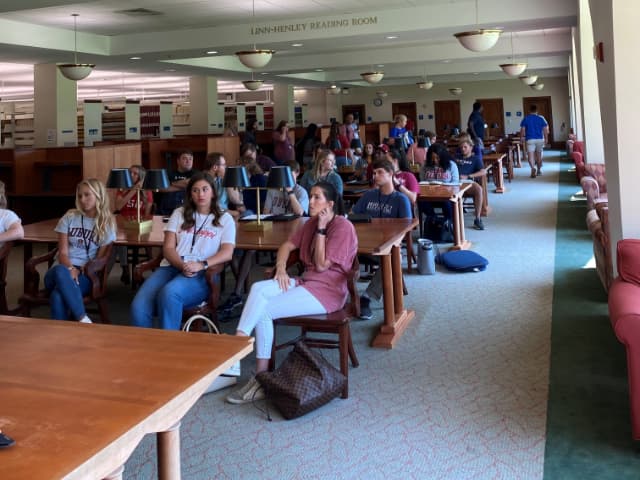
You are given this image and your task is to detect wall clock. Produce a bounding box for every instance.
[373,98,383,107]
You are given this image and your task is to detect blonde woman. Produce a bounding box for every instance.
[45,179,117,323]
[299,149,343,196]
[0,180,24,245]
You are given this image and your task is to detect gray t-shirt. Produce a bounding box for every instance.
[55,211,116,267]
[0,209,20,246]
[263,184,309,215]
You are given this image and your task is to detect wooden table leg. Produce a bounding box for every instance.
[158,422,181,480]
[103,465,125,480]
[495,158,505,193]
[372,246,415,349]
[480,175,490,217]
[449,196,471,251]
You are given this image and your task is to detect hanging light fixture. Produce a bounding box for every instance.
[416,81,434,90]
[242,71,263,91]
[235,0,275,69]
[454,0,501,52]
[360,71,384,84]
[449,87,463,96]
[58,14,95,81]
[499,32,527,77]
[519,75,538,85]
[530,82,544,91]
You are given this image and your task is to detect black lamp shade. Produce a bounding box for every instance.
[350,138,363,150]
[223,166,250,188]
[142,169,170,190]
[106,168,133,189]
[266,166,295,189]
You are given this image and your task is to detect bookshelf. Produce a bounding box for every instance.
[102,109,125,141]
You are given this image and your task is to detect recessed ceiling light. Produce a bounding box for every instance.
[386,35,398,40]
[261,72,270,75]
[206,50,218,55]
[315,68,323,72]
[165,69,176,72]
[473,72,479,75]
[129,56,141,60]
[377,64,384,68]
[442,59,452,63]
[291,43,303,47]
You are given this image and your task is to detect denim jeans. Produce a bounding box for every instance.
[130,266,211,330]
[44,264,91,320]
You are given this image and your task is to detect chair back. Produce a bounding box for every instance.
[0,241,13,314]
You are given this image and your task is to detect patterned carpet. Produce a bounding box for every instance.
[120,152,562,479]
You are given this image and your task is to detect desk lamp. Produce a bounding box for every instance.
[224,166,268,231]
[133,169,169,233]
[107,168,144,229]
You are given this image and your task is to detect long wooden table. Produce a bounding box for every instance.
[482,152,507,193]
[235,217,418,348]
[0,316,253,480]
[418,183,472,251]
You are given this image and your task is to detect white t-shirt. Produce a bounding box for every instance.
[162,207,235,267]
[0,209,20,245]
[55,210,117,267]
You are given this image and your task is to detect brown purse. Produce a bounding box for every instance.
[256,341,346,420]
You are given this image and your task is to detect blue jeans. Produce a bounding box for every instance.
[44,264,91,320]
[130,266,212,330]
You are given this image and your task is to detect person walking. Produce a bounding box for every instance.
[520,104,549,177]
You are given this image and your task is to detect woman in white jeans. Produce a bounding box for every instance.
[226,181,358,404]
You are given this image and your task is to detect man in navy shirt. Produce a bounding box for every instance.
[520,104,549,177]
[456,137,486,230]
[467,101,486,149]
[352,159,412,319]
[156,150,198,215]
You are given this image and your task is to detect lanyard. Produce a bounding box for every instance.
[79,215,94,259]
[190,213,211,254]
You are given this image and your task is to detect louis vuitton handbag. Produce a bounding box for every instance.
[256,341,346,420]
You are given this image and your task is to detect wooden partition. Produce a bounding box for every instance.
[206,136,240,165]
[82,143,141,183]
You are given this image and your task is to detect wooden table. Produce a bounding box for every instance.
[236,217,418,349]
[418,183,472,251]
[0,316,253,480]
[482,152,507,194]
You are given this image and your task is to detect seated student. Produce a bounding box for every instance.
[355,143,376,182]
[240,142,276,173]
[0,180,24,245]
[455,136,486,231]
[425,130,437,148]
[219,161,309,314]
[351,159,412,320]
[299,149,343,196]
[419,143,460,221]
[202,152,244,218]
[455,133,483,160]
[131,172,235,330]
[226,181,357,404]
[407,137,428,167]
[45,179,116,323]
[242,161,268,215]
[156,150,198,215]
[387,148,420,205]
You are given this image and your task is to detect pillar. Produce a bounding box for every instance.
[189,76,221,134]
[272,84,295,127]
[33,64,78,147]
[125,100,141,140]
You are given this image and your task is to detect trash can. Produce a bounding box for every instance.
[417,238,436,275]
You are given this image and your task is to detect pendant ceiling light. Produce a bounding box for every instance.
[449,87,463,96]
[242,71,263,90]
[519,74,538,85]
[454,0,501,52]
[499,32,527,77]
[360,71,384,84]
[58,14,95,81]
[530,82,544,91]
[235,0,275,69]
[416,66,434,90]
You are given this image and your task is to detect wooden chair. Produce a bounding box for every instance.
[0,241,14,314]
[19,244,113,323]
[268,251,360,399]
[133,254,225,327]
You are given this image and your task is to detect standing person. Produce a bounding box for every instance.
[226,181,357,404]
[295,123,318,171]
[156,150,197,215]
[351,159,412,320]
[219,160,309,315]
[272,120,295,165]
[0,180,24,245]
[467,101,486,150]
[326,121,353,168]
[520,104,549,177]
[343,113,361,147]
[299,149,344,196]
[455,137,486,230]
[113,164,153,284]
[45,179,116,323]
[131,172,235,330]
[389,114,413,151]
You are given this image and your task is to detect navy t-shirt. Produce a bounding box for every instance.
[353,189,412,219]
[455,155,484,176]
[156,169,197,215]
[468,111,485,141]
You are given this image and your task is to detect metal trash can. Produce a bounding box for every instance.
[417,238,436,275]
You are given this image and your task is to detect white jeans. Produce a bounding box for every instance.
[236,278,326,359]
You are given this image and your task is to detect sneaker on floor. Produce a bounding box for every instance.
[79,315,93,324]
[359,296,373,320]
[473,218,485,230]
[226,376,265,404]
[536,168,542,176]
[530,168,537,178]
[218,293,244,312]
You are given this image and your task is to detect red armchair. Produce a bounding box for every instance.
[608,239,640,439]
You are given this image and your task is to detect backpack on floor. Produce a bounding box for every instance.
[439,250,488,272]
[423,216,454,244]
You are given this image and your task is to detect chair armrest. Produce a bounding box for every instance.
[133,254,163,285]
[84,248,111,300]
[24,248,58,295]
[264,250,301,279]
[203,262,225,309]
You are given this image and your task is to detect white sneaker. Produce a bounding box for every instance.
[79,316,93,324]
[225,376,265,404]
[223,361,241,377]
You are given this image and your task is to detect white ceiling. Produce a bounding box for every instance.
[0,0,577,102]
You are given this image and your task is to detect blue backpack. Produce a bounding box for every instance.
[439,250,488,272]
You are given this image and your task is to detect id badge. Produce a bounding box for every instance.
[182,254,198,262]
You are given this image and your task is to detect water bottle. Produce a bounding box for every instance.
[417,238,436,275]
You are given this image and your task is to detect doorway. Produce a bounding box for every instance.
[476,98,505,139]
[434,100,461,138]
[342,104,366,127]
[392,102,417,135]
[523,96,554,145]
